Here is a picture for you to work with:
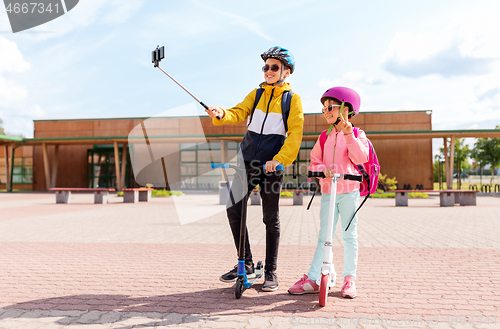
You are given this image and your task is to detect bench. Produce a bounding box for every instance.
[122,188,154,203]
[393,190,478,207]
[282,189,310,206]
[50,188,116,204]
[249,189,310,206]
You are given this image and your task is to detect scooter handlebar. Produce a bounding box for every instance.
[307,171,363,182]
[211,163,230,169]
[344,174,363,182]
[308,171,325,178]
[211,163,284,170]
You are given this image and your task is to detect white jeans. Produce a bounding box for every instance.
[307,190,360,283]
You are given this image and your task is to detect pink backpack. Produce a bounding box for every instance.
[317,127,380,230]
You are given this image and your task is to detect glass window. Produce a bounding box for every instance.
[180,164,197,176]
[198,150,215,163]
[87,147,131,189]
[178,141,240,190]
[181,151,196,162]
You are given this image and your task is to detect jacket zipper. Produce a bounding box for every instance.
[253,88,275,160]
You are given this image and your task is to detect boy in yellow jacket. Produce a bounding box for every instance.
[206,46,304,291]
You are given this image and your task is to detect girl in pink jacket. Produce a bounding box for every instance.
[288,87,369,299]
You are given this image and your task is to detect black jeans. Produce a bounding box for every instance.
[226,166,283,272]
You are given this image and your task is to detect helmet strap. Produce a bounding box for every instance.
[326,102,345,134]
[326,124,335,135]
[271,63,286,86]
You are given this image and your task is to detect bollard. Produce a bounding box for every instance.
[219,181,232,205]
[250,189,261,205]
[293,190,304,206]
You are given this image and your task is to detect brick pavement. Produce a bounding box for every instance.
[0,192,499,328]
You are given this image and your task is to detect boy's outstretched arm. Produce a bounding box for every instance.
[209,89,258,126]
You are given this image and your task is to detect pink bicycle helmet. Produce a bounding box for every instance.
[321,87,360,118]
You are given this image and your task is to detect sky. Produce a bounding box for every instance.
[1,0,500,157]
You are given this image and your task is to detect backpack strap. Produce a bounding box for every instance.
[247,88,264,127]
[306,182,318,210]
[345,127,371,231]
[281,90,293,132]
[319,129,328,152]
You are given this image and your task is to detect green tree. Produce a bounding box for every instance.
[0,118,24,138]
[439,138,470,188]
[0,119,5,135]
[433,156,446,184]
[470,125,500,185]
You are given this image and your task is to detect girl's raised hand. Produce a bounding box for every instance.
[340,107,353,135]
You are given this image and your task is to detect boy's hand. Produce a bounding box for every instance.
[265,160,281,173]
[339,107,353,135]
[205,107,224,119]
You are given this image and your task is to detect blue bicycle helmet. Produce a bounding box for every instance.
[261,46,295,74]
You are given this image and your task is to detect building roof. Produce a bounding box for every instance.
[0,128,496,146]
[32,110,432,122]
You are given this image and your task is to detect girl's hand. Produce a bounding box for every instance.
[323,168,335,178]
[205,107,224,119]
[339,107,353,135]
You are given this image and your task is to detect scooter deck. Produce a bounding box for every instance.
[243,264,265,288]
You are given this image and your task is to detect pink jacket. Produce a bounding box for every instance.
[309,129,370,194]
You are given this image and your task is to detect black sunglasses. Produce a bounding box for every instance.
[262,64,280,72]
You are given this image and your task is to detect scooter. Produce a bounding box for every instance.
[308,171,362,306]
[212,162,284,299]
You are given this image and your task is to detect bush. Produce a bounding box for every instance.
[370,192,429,199]
[152,189,183,197]
[280,191,294,198]
[378,174,397,192]
[370,192,395,198]
[117,189,183,197]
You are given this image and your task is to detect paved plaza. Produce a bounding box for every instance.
[0,192,499,328]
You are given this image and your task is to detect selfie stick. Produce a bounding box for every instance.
[152,46,221,119]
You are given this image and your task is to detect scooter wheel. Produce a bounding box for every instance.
[235,279,244,299]
[256,261,263,270]
[319,273,329,306]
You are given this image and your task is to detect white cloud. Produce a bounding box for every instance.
[316,72,384,103]
[11,0,145,42]
[0,37,31,73]
[102,0,145,25]
[0,76,28,107]
[191,0,272,41]
[0,37,31,114]
[0,37,43,137]
[381,13,500,78]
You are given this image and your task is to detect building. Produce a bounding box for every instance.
[1,110,440,192]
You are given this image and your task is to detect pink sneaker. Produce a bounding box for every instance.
[341,276,357,298]
[288,274,319,295]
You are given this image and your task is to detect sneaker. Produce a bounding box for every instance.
[341,276,357,298]
[262,271,279,291]
[288,274,319,295]
[219,264,255,283]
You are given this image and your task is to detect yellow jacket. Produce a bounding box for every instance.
[212,83,304,168]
